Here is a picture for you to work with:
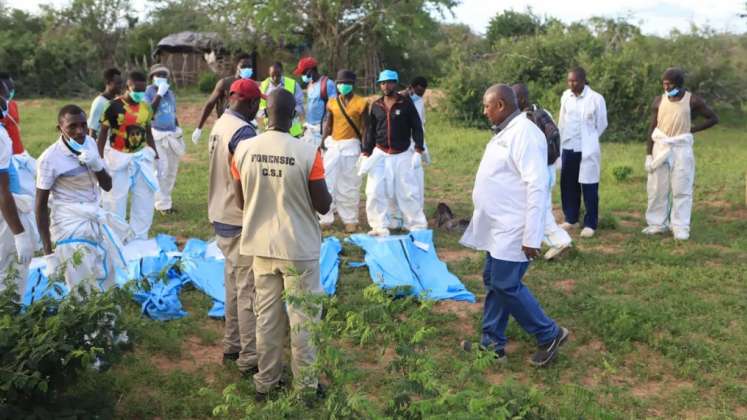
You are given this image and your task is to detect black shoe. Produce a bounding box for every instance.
[240,365,259,379]
[461,340,507,362]
[254,379,287,403]
[530,327,569,367]
[299,383,326,408]
[222,352,239,364]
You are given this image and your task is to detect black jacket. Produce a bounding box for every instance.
[363,93,424,155]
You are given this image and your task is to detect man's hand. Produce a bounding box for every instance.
[14,231,34,265]
[422,148,432,166]
[645,155,654,173]
[78,151,104,172]
[157,82,169,97]
[522,246,541,261]
[191,128,202,145]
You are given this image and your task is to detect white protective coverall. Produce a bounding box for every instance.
[543,163,572,248]
[51,202,133,291]
[645,127,695,234]
[0,194,38,294]
[362,147,428,234]
[319,136,361,225]
[301,123,323,149]
[102,146,159,240]
[152,127,185,211]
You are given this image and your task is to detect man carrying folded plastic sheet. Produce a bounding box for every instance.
[36,105,133,293]
[460,84,569,367]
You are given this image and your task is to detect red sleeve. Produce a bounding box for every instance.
[230,157,241,181]
[308,150,325,181]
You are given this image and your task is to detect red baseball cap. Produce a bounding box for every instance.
[229,79,265,100]
[293,57,318,76]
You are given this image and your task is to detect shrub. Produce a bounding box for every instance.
[198,72,219,93]
[612,165,633,182]
[0,279,129,417]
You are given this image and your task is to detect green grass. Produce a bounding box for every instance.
[16,97,747,418]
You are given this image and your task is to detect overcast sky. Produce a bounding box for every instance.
[8,0,747,36]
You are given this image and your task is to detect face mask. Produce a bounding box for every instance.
[411,93,421,101]
[62,133,84,153]
[7,90,14,101]
[130,91,145,103]
[337,83,353,96]
[301,75,311,84]
[153,77,168,86]
[666,88,680,97]
[239,68,253,79]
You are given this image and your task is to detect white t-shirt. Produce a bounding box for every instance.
[36,136,102,204]
[87,95,110,134]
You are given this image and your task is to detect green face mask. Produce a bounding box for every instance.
[336,83,353,96]
[129,91,146,103]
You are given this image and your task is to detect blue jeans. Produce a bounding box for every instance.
[481,254,558,350]
[560,149,599,229]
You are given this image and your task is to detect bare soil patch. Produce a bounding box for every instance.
[149,336,223,380]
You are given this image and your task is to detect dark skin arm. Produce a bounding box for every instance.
[690,94,719,133]
[35,188,53,255]
[146,123,159,160]
[197,79,227,130]
[646,96,662,155]
[97,124,109,158]
[309,179,332,214]
[0,173,24,235]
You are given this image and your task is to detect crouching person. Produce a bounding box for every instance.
[36,105,133,292]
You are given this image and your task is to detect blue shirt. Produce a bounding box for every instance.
[145,85,178,131]
[305,78,337,125]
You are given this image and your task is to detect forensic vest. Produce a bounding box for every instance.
[207,112,248,227]
[657,91,692,138]
[260,77,303,137]
[232,130,321,260]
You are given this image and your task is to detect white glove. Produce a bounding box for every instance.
[78,151,104,172]
[157,82,170,97]
[411,151,422,170]
[174,126,184,139]
[191,128,202,145]
[13,232,34,265]
[645,155,654,173]
[422,149,432,166]
[44,253,60,279]
[156,157,167,176]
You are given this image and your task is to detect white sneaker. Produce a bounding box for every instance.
[579,227,595,238]
[642,225,668,235]
[368,228,390,237]
[673,230,689,241]
[544,243,571,260]
[559,222,579,231]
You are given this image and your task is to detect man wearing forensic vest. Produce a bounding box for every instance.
[208,79,263,373]
[642,68,718,240]
[231,89,331,403]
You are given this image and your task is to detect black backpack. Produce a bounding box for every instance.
[526,105,561,165]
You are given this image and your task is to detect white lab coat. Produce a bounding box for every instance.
[558,86,607,184]
[460,114,548,262]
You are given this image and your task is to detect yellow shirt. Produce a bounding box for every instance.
[327,94,367,140]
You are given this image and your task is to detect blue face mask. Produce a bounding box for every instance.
[153,77,168,86]
[130,91,146,103]
[301,75,311,84]
[62,134,84,153]
[336,83,353,96]
[666,88,680,97]
[7,90,14,101]
[239,68,253,79]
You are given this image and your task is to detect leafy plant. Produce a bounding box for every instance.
[613,165,633,182]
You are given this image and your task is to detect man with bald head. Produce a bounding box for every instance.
[461,84,569,367]
[512,83,570,260]
[642,68,718,241]
[231,88,331,402]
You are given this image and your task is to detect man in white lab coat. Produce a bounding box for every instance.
[461,84,569,367]
[557,67,607,238]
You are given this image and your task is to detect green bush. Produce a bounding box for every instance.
[612,165,633,182]
[0,280,129,417]
[198,72,219,93]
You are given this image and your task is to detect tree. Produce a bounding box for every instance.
[486,9,543,44]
